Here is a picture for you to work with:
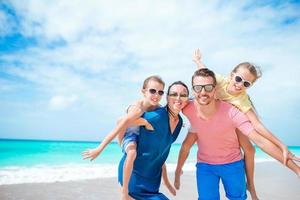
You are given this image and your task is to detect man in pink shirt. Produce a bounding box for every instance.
[174,68,293,200]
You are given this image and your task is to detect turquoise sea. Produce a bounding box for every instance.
[0,139,299,185]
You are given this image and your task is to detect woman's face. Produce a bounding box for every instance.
[228,67,256,95]
[167,84,189,113]
[142,80,165,106]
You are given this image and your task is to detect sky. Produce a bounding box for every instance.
[0,0,300,145]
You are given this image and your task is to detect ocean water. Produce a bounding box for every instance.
[0,139,299,185]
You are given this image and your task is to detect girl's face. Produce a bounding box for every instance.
[228,67,256,95]
[167,84,189,113]
[142,80,164,106]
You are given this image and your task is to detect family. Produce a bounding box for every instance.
[82,49,300,200]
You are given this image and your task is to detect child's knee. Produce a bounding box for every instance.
[126,145,137,158]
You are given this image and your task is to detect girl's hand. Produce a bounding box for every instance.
[81,148,100,161]
[144,121,154,131]
[281,146,289,165]
[192,48,202,65]
[288,151,300,163]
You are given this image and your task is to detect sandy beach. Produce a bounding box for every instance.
[1,162,299,200]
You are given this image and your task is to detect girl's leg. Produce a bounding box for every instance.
[122,143,136,200]
[237,130,259,200]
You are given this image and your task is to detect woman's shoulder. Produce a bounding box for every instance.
[143,106,166,119]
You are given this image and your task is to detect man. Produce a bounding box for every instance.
[174,68,291,200]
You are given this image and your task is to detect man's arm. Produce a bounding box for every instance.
[174,131,197,190]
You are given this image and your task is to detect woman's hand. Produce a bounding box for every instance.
[165,182,177,196]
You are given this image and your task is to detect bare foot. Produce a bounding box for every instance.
[247,184,259,200]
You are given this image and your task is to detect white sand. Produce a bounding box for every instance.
[1,162,299,200]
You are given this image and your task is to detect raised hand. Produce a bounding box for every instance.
[192,48,206,69]
[192,49,202,64]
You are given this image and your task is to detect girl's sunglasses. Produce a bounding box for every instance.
[192,84,215,93]
[168,92,189,101]
[148,88,164,96]
[234,75,252,88]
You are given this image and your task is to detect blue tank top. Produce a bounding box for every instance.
[118,106,183,199]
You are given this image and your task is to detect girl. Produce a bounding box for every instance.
[82,75,176,200]
[192,49,300,200]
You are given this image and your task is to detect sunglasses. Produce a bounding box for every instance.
[168,92,189,101]
[148,88,164,96]
[192,84,215,93]
[234,75,252,88]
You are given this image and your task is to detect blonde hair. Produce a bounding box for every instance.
[232,62,262,82]
[142,75,165,89]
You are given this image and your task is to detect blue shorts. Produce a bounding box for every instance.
[121,126,140,153]
[196,160,247,200]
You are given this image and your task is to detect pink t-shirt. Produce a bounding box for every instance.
[183,100,254,165]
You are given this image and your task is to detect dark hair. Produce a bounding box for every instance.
[167,81,189,96]
[192,68,217,86]
[142,75,165,89]
[232,62,262,82]
[166,81,189,118]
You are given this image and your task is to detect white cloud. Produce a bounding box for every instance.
[48,95,78,110]
[1,0,300,144]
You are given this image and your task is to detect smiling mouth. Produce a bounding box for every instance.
[234,84,242,90]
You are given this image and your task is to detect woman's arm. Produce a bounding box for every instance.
[82,105,144,161]
[246,109,290,164]
[162,164,176,196]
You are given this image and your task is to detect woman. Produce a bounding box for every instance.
[118,81,189,200]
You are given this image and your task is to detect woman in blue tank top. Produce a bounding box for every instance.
[118,81,189,200]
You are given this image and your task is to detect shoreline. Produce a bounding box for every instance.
[1,162,299,200]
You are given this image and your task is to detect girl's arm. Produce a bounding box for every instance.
[82,105,144,161]
[162,163,176,196]
[246,109,291,164]
[192,48,207,69]
[129,118,154,131]
[247,129,300,170]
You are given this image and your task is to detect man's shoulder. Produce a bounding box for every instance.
[217,100,241,115]
[183,99,195,114]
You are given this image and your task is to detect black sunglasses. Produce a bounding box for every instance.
[192,84,215,93]
[168,92,189,101]
[148,88,164,96]
[234,75,252,88]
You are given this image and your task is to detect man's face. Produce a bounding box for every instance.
[192,76,216,105]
